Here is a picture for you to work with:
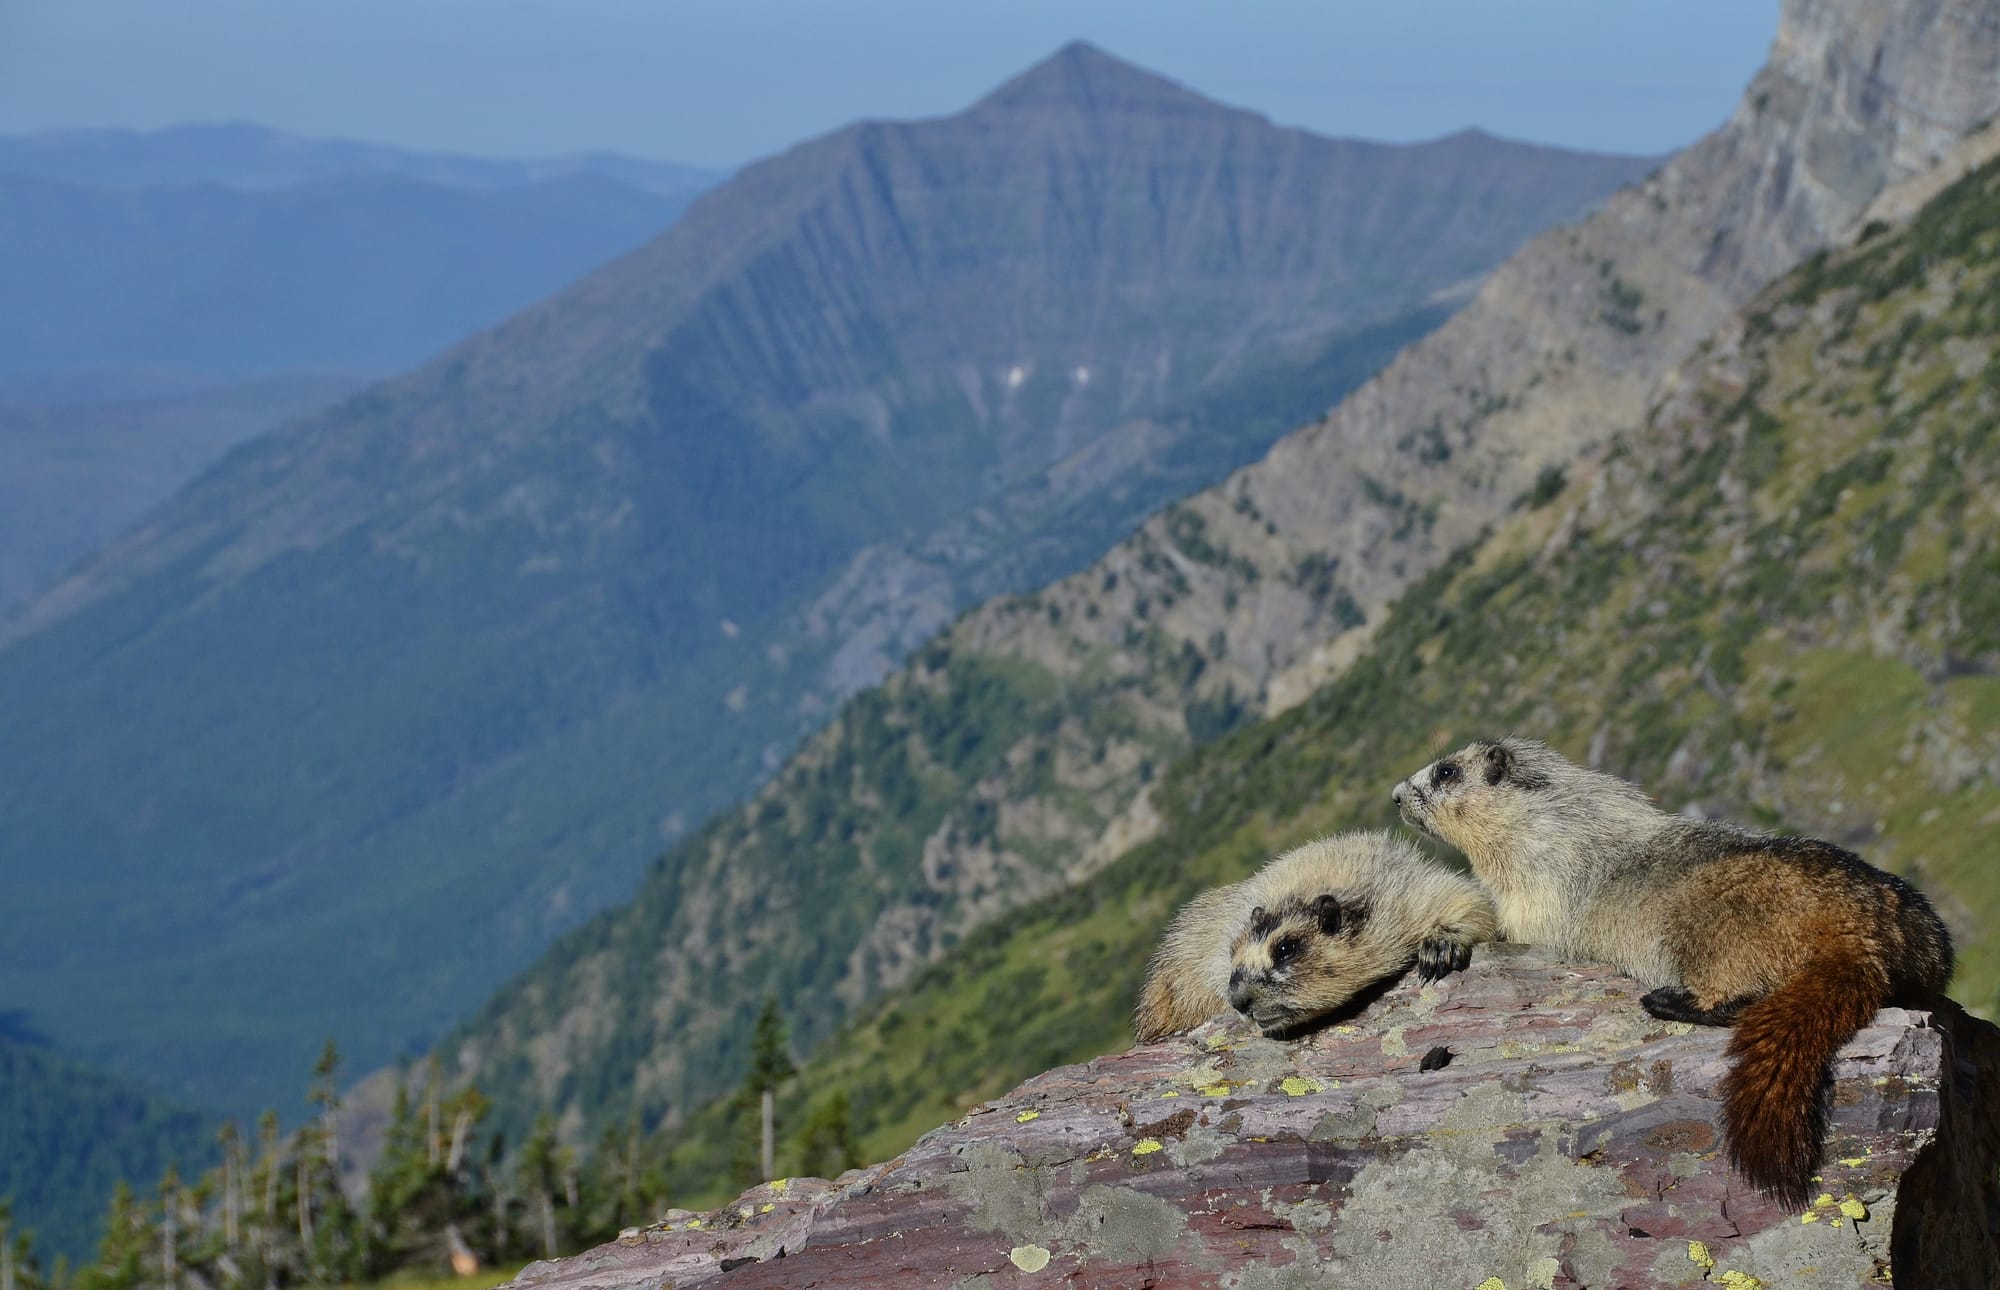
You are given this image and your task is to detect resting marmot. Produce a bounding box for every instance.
[1133,830,1497,1042]
[1393,736,1954,1206]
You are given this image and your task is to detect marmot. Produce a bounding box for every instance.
[1133,831,1497,1042]
[1393,737,1954,1206]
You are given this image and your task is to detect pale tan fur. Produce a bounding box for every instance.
[1393,739,1676,978]
[1133,831,1497,1042]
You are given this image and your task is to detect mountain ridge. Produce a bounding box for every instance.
[439,0,2000,1150]
[0,44,1650,1115]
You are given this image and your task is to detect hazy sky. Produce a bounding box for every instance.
[0,2,1780,167]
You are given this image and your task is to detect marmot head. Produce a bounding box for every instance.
[1392,738,1560,866]
[1226,892,1374,1033]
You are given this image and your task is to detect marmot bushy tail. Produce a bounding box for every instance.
[1394,737,1954,1207]
[1721,949,1887,1200]
[1133,830,1496,1042]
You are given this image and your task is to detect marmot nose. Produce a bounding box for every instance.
[1391,783,1405,807]
[1226,969,1255,1014]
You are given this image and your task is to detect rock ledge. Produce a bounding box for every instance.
[507,946,1999,1288]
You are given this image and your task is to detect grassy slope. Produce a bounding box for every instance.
[658,155,2000,1205]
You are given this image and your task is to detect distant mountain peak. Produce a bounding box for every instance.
[971,41,1225,119]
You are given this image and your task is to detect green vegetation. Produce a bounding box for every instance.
[0,1038,214,1263]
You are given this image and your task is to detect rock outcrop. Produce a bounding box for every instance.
[504,947,2000,1288]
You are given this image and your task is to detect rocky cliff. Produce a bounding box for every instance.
[503,948,2000,1288]
[449,0,2000,1148]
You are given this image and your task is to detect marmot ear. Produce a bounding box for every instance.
[1311,893,1343,935]
[1483,742,1511,786]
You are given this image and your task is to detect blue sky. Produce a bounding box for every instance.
[0,1,1779,167]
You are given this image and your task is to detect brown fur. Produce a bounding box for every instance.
[1395,738,1954,1207]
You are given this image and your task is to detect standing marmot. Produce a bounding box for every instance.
[1393,736,1954,1206]
[1133,831,1497,1042]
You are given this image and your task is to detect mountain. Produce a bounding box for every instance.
[0,122,722,195]
[0,170,707,383]
[0,44,1652,1116]
[440,0,2000,1150]
[0,373,368,612]
[0,1031,213,1262]
[665,137,2000,1199]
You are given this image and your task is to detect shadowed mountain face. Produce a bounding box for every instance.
[0,43,1651,1114]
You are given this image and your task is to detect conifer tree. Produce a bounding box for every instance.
[743,997,796,1182]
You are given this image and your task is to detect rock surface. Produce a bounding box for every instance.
[504,946,2000,1288]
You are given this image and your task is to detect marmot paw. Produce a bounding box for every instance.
[1416,935,1473,982]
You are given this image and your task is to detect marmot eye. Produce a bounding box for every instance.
[1272,937,1303,965]
[1436,763,1458,783]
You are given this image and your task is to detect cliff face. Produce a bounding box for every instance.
[504,948,2000,1289]
[448,0,2000,1146]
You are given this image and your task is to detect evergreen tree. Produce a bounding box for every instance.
[794,1092,862,1181]
[512,1117,566,1260]
[741,998,795,1182]
[74,1183,147,1290]
[0,1199,47,1290]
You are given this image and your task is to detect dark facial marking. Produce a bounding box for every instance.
[1248,905,1278,938]
[1310,892,1343,935]
[1271,936,1303,967]
[1431,760,1461,789]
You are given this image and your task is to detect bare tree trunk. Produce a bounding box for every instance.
[2,1221,16,1290]
[323,1106,340,1175]
[760,1088,776,1181]
[163,1192,179,1290]
[223,1144,240,1252]
[622,1119,639,1225]
[538,1192,556,1260]
[447,1109,474,1174]
[296,1157,313,1248]
[491,1182,507,1255]
[261,1123,279,1220]
[426,1069,442,1169]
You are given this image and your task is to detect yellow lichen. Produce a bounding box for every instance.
[1801,1212,1820,1225]
[1016,1110,1040,1123]
[769,1178,789,1195]
[1716,1273,1765,1289]
[759,1203,775,1214]
[1838,1156,1868,1168]
[1475,1278,1507,1290]
[1839,1196,1868,1221]
[686,1219,702,1230]
[1009,1244,1051,1273]
[1159,1090,1180,1098]
[1198,1082,1236,1097]
[1279,1076,1324,1097]
[1687,1241,1715,1271]
[1203,1033,1234,1050]
[1132,1138,1164,1156]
